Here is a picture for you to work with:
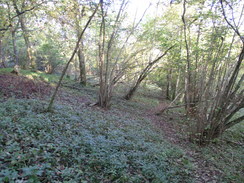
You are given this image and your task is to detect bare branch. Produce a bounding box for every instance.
[0,0,47,32]
[47,1,101,111]
[220,0,244,43]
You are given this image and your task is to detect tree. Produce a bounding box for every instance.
[124,46,174,100]
[7,2,20,65]
[0,36,6,68]
[47,0,100,111]
[39,39,63,74]
[97,0,128,108]
[12,0,36,69]
[175,0,244,144]
[145,0,243,144]
[73,0,87,85]
[189,0,244,144]
[181,0,192,115]
[96,0,147,108]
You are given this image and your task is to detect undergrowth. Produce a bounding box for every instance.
[0,99,193,182]
[0,68,71,83]
[199,122,244,183]
[0,69,242,182]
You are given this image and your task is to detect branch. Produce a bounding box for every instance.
[137,45,175,82]
[224,115,244,130]
[46,1,101,111]
[155,89,184,115]
[113,3,151,65]
[11,6,36,20]
[111,48,147,85]
[105,0,127,85]
[1,8,34,32]
[0,0,47,32]
[220,0,244,43]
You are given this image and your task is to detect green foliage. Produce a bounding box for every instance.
[167,107,244,183]
[199,123,244,183]
[0,99,193,182]
[0,68,71,83]
[0,1,10,31]
[0,68,13,74]
[38,39,64,72]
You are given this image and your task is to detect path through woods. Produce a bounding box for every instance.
[147,100,221,183]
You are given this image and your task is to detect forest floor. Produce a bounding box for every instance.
[0,68,243,183]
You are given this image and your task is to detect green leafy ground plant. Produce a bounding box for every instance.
[0,99,193,182]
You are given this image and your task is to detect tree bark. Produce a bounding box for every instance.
[182,0,192,115]
[78,46,86,85]
[74,2,87,85]
[124,79,141,100]
[0,38,6,68]
[47,1,100,111]
[98,0,107,108]
[124,46,174,100]
[97,0,126,108]
[11,27,19,65]
[166,68,172,100]
[20,16,36,69]
[12,0,36,69]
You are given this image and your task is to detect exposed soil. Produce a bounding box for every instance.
[0,74,90,106]
[0,74,52,99]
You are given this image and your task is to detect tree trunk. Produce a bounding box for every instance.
[0,38,6,68]
[166,68,172,100]
[13,0,36,69]
[182,0,192,115]
[97,0,126,108]
[73,1,87,85]
[98,0,107,108]
[173,69,181,100]
[45,64,53,74]
[47,1,100,111]
[124,80,141,100]
[124,46,174,100]
[19,16,36,69]
[78,46,86,85]
[11,30,19,65]
[191,34,244,145]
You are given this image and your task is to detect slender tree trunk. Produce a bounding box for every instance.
[12,0,36,69]
[74,2,87,85]
[124,79,141,100]
[78,46,86,85]
[182,0,193,115]
[47,1,100,111]
[7,2,19,66]
[124,46,174,100]
[98,0,108,108]
[173,69,181,99]
[19,16,36,69]
[192,20,202,103]
[11,30,19,65]
[0,38,6,68]
[166,68,172,100]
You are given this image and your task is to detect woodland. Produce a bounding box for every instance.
[0,0,243,182]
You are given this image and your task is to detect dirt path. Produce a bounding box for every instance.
[146,101,222,183]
